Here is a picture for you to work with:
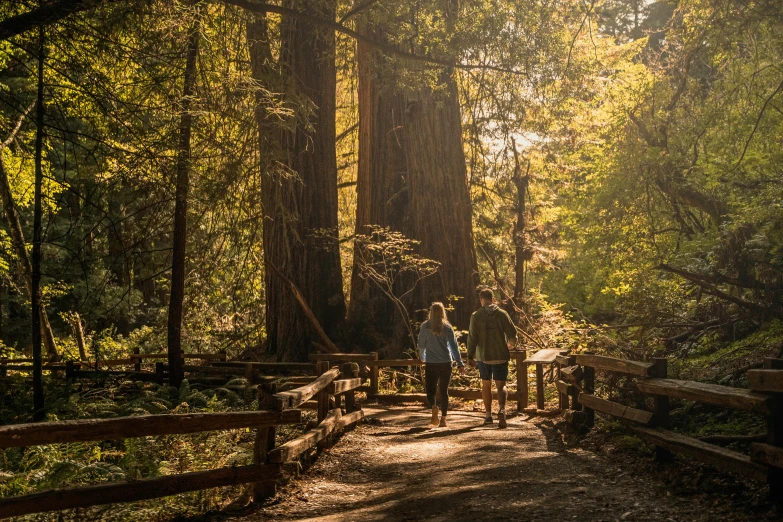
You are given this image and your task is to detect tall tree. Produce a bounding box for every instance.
[402,70,480,329]
[252,0,346,361]
[348,29,409,341]
[167,14,200,386]
[350,6,479,349]
[0,128,58,359]
[32,25,46,420]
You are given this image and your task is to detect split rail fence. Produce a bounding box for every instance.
[554,351,783,498]
[0,359,365,519]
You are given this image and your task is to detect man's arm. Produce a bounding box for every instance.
[467,314,477,360]
[448,327,464,367]
[502,311,518,348]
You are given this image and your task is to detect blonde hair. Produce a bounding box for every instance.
[429,302,449,334]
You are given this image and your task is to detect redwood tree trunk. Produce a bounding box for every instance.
[167,18,199,387]
[350,22,479,345]
[251,0,346,361]
[403,74,480,329]
[348,31,409,340]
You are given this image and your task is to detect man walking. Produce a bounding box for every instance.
[467,288,517,428]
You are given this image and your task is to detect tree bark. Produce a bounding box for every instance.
[348,27,409,340]
[350,19,479,342]
[403,73,480,328]
[32,26,46,420]
[167,16,199,387]
[250,0,346,361]
[68,312,88,361]
[512,149,530,316]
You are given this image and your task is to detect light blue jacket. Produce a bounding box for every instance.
[417,321,464,366]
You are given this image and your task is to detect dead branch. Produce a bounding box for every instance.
[267,262,339,354]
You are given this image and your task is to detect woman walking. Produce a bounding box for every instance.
[418,302,465,427]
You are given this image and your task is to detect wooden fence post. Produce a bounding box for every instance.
[556,358,565,411]
[132,354,141,372]
[583,352,595,428]
[762,358,783,501]
[515,350,528,411]
[316,361,330,423]
[369,352,379,397]
[535,362,545,410]
[342,362,359,414]
[65,360,74,382]
[253,384,278,502]
[651,357,673,461]
[244,363,255,405]
[566,355,579,410]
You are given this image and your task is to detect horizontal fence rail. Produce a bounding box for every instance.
[0,410,301,449]
[0,464,280,519]
[560,352,783,499]
[0,357,369,519]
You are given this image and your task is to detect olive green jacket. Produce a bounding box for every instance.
[467,305,517,362]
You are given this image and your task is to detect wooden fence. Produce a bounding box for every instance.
[556,352,783,497]
[0,359,365,519]
[311,351,532,412]
[0,353,228,378]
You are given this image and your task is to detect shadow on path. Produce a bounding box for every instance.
[226,405,775,522]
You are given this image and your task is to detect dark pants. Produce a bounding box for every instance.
[425,363,453,416]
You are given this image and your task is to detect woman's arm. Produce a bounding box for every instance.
[448,327,464,366]
[417,324,427,361]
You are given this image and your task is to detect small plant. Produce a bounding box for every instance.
[353,226,440,350]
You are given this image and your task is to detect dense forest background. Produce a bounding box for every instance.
[1,0,782,381]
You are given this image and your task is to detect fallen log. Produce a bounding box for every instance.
[267,262,338,354]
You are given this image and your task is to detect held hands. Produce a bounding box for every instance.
[458,366,467,376]
[468,358,477,369]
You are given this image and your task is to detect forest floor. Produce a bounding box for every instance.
[222,404,780,522]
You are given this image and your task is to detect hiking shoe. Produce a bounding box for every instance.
[483,415,493,425]
[498,410,507,429]
[431,405,439,427]
[439,416,447,428]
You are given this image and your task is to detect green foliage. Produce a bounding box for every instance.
[0,376,283,520]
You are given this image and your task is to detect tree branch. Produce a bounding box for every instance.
[267,261,339,354]
[223,0,527,75]
[0,0,117,41]
[657,264,766,311]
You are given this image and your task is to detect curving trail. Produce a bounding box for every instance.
[232,405,775,522]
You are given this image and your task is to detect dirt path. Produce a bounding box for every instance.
[231,405,777,522]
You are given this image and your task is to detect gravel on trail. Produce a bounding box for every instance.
[228,404,779,522]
